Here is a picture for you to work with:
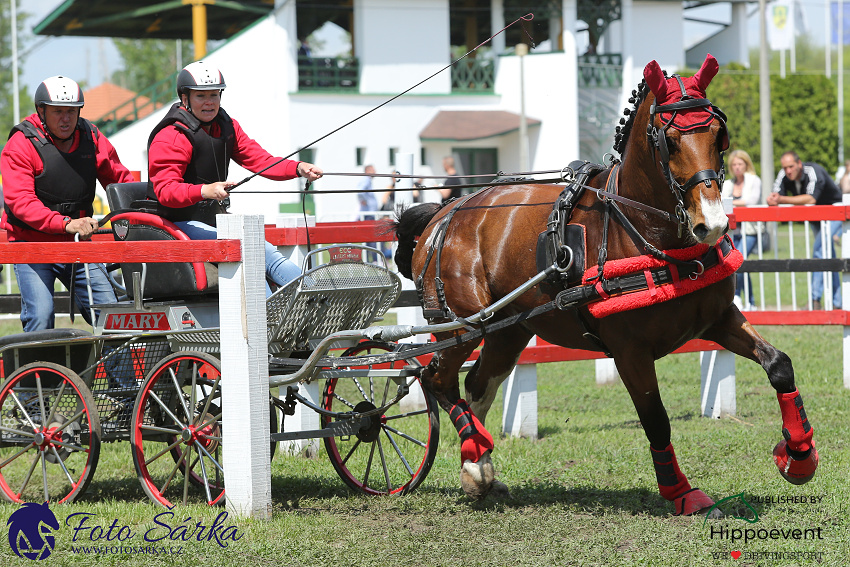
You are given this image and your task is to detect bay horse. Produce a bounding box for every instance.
[391,54,818,515]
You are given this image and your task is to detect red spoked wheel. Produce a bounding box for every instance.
[131,352,224,507]
[0,362,101,503]
[321,341,439,495]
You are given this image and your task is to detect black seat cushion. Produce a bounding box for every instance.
[105,183,218,300]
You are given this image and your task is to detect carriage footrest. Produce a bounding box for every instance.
[271,416,370,442]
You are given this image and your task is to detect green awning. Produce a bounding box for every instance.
[33,0,274,40]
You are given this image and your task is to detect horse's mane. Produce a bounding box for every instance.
[613,71,667,156]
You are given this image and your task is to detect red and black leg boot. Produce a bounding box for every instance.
[651,443,714,516]
[450,400,495,499]
[773,390,818,485]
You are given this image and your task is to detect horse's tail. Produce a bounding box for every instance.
[387,202,443,280]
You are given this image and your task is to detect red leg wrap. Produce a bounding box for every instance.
[776,390,813,453]
[672,488,716,516]
[450,400,494,464]
[650,444,691,501]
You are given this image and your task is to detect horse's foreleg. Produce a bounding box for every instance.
[702,306,818,485]
[614,352,715,515]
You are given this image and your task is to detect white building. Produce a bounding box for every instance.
[87,0,750,222]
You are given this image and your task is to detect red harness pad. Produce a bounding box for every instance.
[582,241,743,318]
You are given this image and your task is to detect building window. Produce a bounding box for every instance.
[389,147,399,167]
[299,148,315,164]
[356,147,365,166]
[420,147,427,166]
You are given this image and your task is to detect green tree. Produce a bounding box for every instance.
[111,38,193,94]
[0,0,30,143]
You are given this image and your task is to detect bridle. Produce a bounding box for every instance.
[646,74,730,236]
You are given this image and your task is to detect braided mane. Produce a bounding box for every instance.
[612,72,666,156]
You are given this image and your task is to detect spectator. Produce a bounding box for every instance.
[439,156,463,203]
[768,151,842,309]
[147,61,322,298]
[840,159,850,194]
[356,164,378,249]
[1,76,133,331]
[721,150,762,309]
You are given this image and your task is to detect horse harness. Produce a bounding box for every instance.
[413,157,736,356]
[647,74,729,237]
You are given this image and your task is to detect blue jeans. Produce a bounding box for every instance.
[812,220,842,308]
[174,221,301,297]
[733,233,757,307]
[14,262,117,332]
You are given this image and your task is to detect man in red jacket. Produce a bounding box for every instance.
[1,76,134,331]
[147,61,323,296]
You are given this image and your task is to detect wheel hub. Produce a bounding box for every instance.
[353,401,382,443]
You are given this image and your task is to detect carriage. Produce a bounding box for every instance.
[0,181,444,506]
[1,54,820,515]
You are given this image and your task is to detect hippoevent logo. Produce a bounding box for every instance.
[7,502,59,560]
[5,502,243,559]
[704,492,827,560]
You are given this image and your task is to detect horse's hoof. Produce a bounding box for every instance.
[672,488,715,516]
[460,458,494,500]
[773,440,818,485]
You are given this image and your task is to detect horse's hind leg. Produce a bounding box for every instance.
[614,350,716,515]
[702,307,818,484]
[458,326,534,499]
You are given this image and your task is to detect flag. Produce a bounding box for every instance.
[768,0,795,51]
[831,2,850,45]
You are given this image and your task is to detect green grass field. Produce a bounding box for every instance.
[0,323,848,566]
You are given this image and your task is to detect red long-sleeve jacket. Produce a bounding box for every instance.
[1,114,134,242]
[148,113,300,208]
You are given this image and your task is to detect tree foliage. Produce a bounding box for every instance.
[0,0,30,142]
[708,70,838,178]
[111,38,193,95]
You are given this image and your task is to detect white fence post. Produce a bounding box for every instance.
[502,337,538,440]
[218,214,272,519]
[595,358,620,385]
[699,350,736,418]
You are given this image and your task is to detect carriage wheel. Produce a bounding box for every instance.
[0,362,101,504]
[131,352,224,507]
[322,341,439,495]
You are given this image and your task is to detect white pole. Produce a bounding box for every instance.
[760,0,775,199]
[517,43,529,172]
[828,0,833,78]
[12,0,20,124]
[834,17,849,201]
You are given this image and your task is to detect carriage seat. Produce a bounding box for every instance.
[105,182,218,300]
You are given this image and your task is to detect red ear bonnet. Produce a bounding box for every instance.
[643,54,719,131]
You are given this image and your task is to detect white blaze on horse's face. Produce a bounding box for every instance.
[697,189,729,244]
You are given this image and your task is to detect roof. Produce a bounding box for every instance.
[419,110,541,142]
[33,0,274,40]
[81,82,156,122]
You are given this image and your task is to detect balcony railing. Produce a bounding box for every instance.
[578,53,622,88]
[298,56,359,92]
[451,58,495,93]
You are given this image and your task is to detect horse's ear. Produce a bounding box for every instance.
[692,53,719,91]
[643,60,668,102]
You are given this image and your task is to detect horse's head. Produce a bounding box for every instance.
[618,54,730,246]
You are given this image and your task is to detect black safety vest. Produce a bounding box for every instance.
[146,103,235,226]
[5,118,98,230]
